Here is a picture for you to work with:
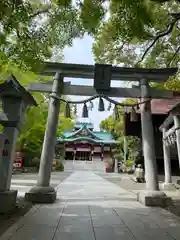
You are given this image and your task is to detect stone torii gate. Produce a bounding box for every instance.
[25,62,177,206]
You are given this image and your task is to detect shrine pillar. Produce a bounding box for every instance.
[137,79,171,206]
[73,145,76,161]
[101,144,104,161]
[174,115,180,168]
[162,128,172,183]
[25,72,63,203]
[114,155,118,173]
[140,79,159,190]
[161,128,173,190]
[91,145,94,161]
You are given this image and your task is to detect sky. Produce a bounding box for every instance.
[63,34,125,130]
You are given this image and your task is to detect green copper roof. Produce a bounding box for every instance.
[92,132,114,141]
[57,122,116,144]
[62,130,76,138]
[74,122,93,129]
[57,136,116,144]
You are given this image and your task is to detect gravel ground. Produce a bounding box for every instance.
[0,171,72,237]
[98,172,180,218]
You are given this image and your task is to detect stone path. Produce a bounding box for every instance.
[0,171,72,238]
[64,160,104,172]
[11,171,72,197]
[98,172,180,218]
[1,171,180,239]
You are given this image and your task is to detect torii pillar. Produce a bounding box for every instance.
[137,79,172,206]
[25,73,63,203]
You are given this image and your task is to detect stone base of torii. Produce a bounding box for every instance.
[24,62,177,207]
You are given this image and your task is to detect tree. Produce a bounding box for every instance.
[100,115,140,162]
[0,1,83,165]
[100,99,140,162]
[17,101,74,163]
[151,75,180,92]
[89,0,180,68]
[2,0,179,71]
[0,0,84,71]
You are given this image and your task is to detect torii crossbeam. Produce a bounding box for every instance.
[28,62,177,98]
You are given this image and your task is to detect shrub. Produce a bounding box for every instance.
[55,161,64,171]
[125,159,134,168]
[31,157,40,171]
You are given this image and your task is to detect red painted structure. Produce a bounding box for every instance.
[13,152,23,169]
[56,122,116,171]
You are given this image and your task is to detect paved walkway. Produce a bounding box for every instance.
[2,171,180,240]
[11,172,72,197]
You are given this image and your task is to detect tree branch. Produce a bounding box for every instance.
[167,46,180,67]
[29,7,51,19]
[118,41,125,52]
[137,14,180,64]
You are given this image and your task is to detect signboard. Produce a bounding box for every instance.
[52,160,56,170]
[14,152,23,169]
[2,138,9,156]
[0,133,6,152]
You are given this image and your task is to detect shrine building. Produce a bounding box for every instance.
[125,97,180,174]
[56,121,116,165]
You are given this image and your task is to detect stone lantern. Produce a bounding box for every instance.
[0,76,37,213]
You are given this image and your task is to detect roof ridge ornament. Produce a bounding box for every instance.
[82,103,88,118]
[98,97,105,112]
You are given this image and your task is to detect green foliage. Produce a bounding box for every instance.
[55,161,64,171]
[0,124,4,133]
[0,60,74,160]
[17,103,47,155]
[100,99,140,161]
[31,157,40,170]
[100,99,136,138]
[57,117,74,137]
[151,74,180,92]
[17,102,74,159]
[79,0,106,34]
[0,0,84,71]
[125,159,134,168]
[1,0,179,71]
[91,0,180,68]
[0,1,78,164]
[116,136,140,162]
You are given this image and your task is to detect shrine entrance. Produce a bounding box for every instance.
[25,62,178,207]
[75,151,91,161]
[65,151,74,160]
